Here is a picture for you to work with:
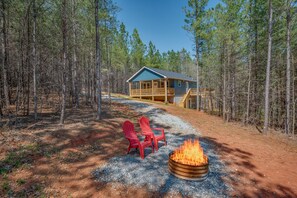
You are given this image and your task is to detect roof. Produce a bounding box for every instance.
[127,66,196,82]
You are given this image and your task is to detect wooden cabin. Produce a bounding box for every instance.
[127,66,217,110]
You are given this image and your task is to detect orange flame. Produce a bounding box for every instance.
[170,139,208,166]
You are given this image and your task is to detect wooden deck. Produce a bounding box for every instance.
[130,88,175,96]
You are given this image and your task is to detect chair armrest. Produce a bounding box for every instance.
[138,132,154,143]
[139,130,153,136]
[141,131,153,136]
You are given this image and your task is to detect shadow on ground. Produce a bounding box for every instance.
[200,136,297,198]
[0,102,142,197]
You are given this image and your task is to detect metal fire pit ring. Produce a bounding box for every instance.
[168,152,209,181]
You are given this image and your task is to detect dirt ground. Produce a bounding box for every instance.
[1,98,297,197]
[0,102,162,197]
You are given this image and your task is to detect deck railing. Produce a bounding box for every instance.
[130,88,174,96]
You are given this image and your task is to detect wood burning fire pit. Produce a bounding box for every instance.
[168,139,209,181]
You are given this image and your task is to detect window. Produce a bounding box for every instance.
[177,80,182,87]
[142,82,151,89]
[132,82,139,89]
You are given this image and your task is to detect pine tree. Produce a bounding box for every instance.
[130,29,146,70]
[184,0,209,110]
[263,0,273,133]
[95,0,102,120]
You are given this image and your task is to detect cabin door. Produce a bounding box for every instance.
[153,82,158,88]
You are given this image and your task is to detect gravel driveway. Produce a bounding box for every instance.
[93,98,231,197]
[113,97,200,135]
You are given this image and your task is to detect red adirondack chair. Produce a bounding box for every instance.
[122,120,154,159]
[139,116,167,151]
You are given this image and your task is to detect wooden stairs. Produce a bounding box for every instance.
[179,88,192,108]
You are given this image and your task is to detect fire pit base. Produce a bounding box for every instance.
[168,152,209,181]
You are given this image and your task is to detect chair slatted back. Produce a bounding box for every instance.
[139,116,153,134]
[122,121,139,144]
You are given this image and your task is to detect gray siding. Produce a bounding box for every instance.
[174,79,187,97]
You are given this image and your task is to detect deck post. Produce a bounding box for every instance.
[165,79,168,103]
[129,82,132,97]
[140,81,142,99]
[152,80,154,101]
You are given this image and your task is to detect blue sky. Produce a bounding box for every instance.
[113,0,221,55]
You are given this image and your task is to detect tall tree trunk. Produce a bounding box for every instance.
[194,1,200,111]
[253,0,259,123]
[90,52,94,107]
[20,20,25,116]
[226,47,231,122]
[95,0,102,120]
[16,28,23,117]
[60,0,67,124]
[33,0,37,120]
[108,45,111,105]
[263,0,273,133]
[26,4,31,116]
[21,20,26,115]
[223,43,227,121]
[87,54,91,104]
[246,0,253,125]
[292,54,295,137]
[285,0,291,134]
[0,85,2,118]
[106,38,111,105]
[1,1,10,110]
[72,0,79,108]
[246,53,252,124]
[0,50,2,119]
[195,37,200,111]
[231,56,236,119]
